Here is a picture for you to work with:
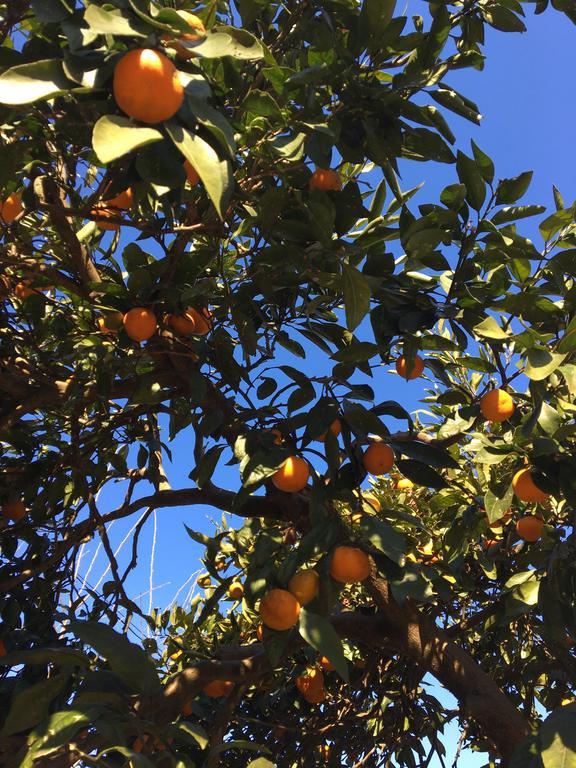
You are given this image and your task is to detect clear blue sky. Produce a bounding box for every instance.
[75,10,575,767]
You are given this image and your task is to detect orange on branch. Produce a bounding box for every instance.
[184,160,200,186]
[97,311,124,334]
[395,478,414,491]
[162,10,206,59]
[181,701,193,717]
[516,515,544,543]
[362,442,395,476]
[113,48,184,124]
[329,546,370,583]
[309,168,342,192]
[15,283,34,299]
[260,588,301,631]
[91,205,121,231]
[123,307,157,342]
[2,500,26,522]
[227,581,244,600]
[317,418,341,442]
[296,667,325,702]
[256,624,264,642]
[272,456,310,493]
[203,680,234,698]
[480,389,515,423]
[288,568,319,605]
[396,354,425,380]
[512,468,550,503]
[319,656,334,672]
[0,192,23,223]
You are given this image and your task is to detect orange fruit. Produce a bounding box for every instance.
[260,588,301,631]
[14,283,34,299]
[272,456,310,493]
[203,680,234,698]
[215,560,227,572]
[319,656,334,672]
[132,735,150,753]
[228,581,244,600]
[483,539,501,556]
[329,546,370,583]
[256,624,264,642]
[516,515,544,543]
[113,48,184,124]
[196,575,211,588]
[362,443,395,476]
[123,307,157,342]
[296,667,325,702]
[480,389,515,423]
[2,500,26,522]
[0,639,6,657]
[182,701,193,717]
[107,188,134,210]
[0,192,23,223]
[318,744,332,760]
[162,10,206,59]
[97,310,124,334]
[395,478,414,491]
[91,205,122,231]
[184,160,200,186]
[188,307,211,335]
[512,469,550,503]
[288,569,319,605]
[309,168,342,192]
[168,307,210,336]
[317,418,341,441]
[396,355,425,380]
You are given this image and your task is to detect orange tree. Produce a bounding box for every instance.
[0,1,575,767]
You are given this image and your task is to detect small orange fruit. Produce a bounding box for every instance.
[512,469,550,503]
[483,539,501,556]
[168,307,211,336]
[228,581,244,600]
[113,48,184,124]
[288,569,319,605]
[123,307,157,342]
[480,389,515,423]
[317,418,341,442]
[309,168,342,192]
[396,355,425,380]
[91,205,122,231]
[319,656,334,672]
[296,667,325,702]
[107,188,134,210]
[215,560,227,572]
[132,735,150,753]
[0,192,23,224]
[256,624,264,642]
[330,546,370,583]
[260,588,301,631]
[2,500,26,522]
[362,443,395,476]
[516,515,544,543]
[395,478,414,491]
[162,10,206,59]
[184,160,200,186]
[97,310,124,334]
[14,283,34,300]
[272,456,310,493]
[203,680,234,698]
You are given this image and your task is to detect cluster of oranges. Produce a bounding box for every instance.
[96,305,212,343]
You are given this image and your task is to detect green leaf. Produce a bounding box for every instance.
[186,27,265,60]
[84,5,148,36]
[342,263,371,331]
[0,646,89,668]
[395,460,448,489]
[484,486,514,524]
[539,706,576,768]
[483,6,526,32]
[539,208,574,241]
[357,515,405,565]
[1,673,69,736]
[332,342,379,363]
[247,760,276,768]
[525,349,567,381]
[0,59,73,105]
[388,440,459,469]
[496,171,533,204]
[471,140,494,183]
[431,87,481,125]
[69,621,160,694]
[473,316,510,340]
[25,710,94,766]
[92,116,163,165]
[178,722,209,750]
[492,205,546,225]
[166,123,233,220]
[299,610,349,683]
[456,150,486,210]
[32,0,74,22]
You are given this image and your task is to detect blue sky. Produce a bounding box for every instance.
[73,8,576,767]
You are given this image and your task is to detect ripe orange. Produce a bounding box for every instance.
[483,539,501,556]
[0,192,23,223]
[168,307,211,336]
[317,418,341,442]
[296,667,325,703]
[2,500,26,522]
[516,515,544,543]
[97,310,124,334]
[215,559,227,572]
[512,469,550,503]
[272,456,310,493]
[260,588,301,631]
[480,389,515,423]
[395,478,414,491]
[256,624,264,642]
[309,168,342,192]
[15,283,34,299]
[107,188,134,210]
[288,569,319,605]
[228,581,244,600]
[362,443,395,476]
[203,680,234,698]
[123,307,157,342]
[330,546,370,583]
[91,205,122,231]
[396,355,425,380]
[162,10,206,59]
[184,160,200,186]
[113,48,184,124]
[319,656,334,672]
[132,735,149,753]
